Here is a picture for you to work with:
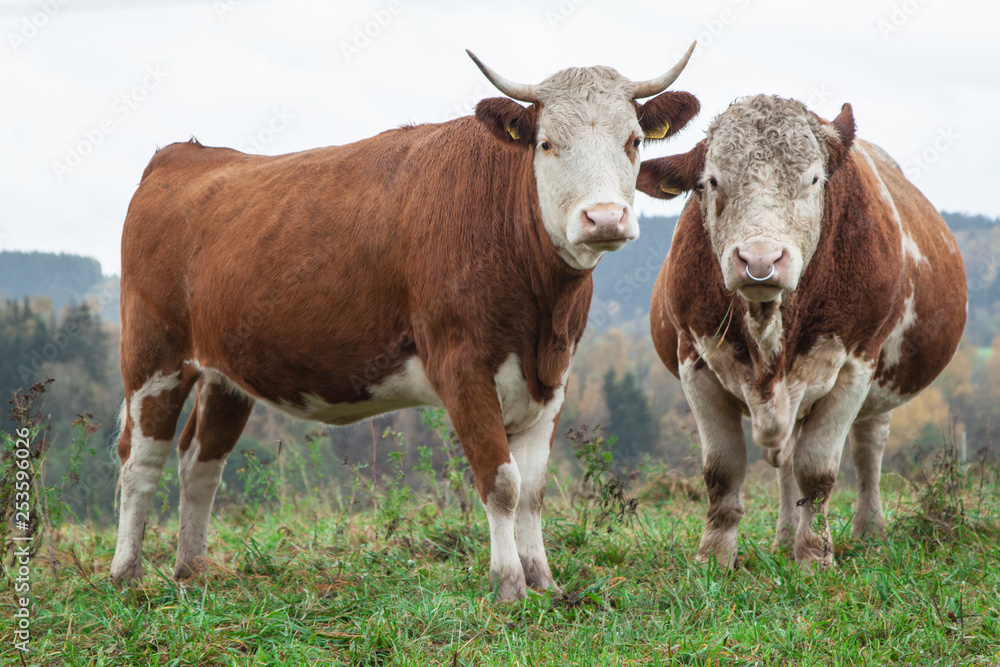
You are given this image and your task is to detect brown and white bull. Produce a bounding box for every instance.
[638,95,966,567]
[110,48,701,600]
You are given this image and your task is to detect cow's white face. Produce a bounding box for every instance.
[532,69,644,270]
[701,96,834,302]
[470,49,701,271]
[638,94,856,305]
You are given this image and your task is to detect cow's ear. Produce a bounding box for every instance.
[823,103,856,171]
[637,140,706,200]
[475,97,536,148]
[635,91,700,142]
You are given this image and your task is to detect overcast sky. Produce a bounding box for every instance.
[1,0,997,275]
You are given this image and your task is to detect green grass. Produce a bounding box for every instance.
[3,471,1000,666]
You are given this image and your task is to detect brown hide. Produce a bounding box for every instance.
[650,137,966,405]
[122,119,595,494]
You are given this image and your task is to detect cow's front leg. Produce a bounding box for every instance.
[508,404,561,592]
[793,358,874,568]
[679,358,747,568]
[435,368,526,601]
[774,442,802,551]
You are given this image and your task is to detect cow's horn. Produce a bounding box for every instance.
[466,50,540,104]
[632,42,697,99]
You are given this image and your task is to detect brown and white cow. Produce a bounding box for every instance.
[638,95,966,567]
[110,47,701,600]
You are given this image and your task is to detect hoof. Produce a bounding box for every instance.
[852,517,887,541]
[794,537,835,570]
[110,558,144,587]
[490,568,527,602]
[520,556,557,592]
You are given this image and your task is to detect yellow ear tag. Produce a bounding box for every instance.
[660,182,682,196]
[645,122,669,140]
[506,122,520,141]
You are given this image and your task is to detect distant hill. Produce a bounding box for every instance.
[590,210,1000,346]
[2,208,998,344]
[0,251,120,324]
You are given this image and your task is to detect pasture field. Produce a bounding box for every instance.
[2,428,1000,666]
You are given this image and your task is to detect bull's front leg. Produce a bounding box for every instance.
[792,358,874,568]
[434,366,526,601]
[679,358,748,568]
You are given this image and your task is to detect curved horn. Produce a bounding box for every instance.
[466,50,540,104]
[632,42,697,99]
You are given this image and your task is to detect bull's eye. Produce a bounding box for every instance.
[633,137,642,149]
[708,176,719,189]
[539,141,552,151]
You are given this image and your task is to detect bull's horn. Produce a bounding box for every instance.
[466,50,540,104]
[631,42,697,99]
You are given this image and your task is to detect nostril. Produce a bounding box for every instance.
[582,205,626,237]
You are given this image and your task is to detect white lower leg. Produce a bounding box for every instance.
[111,435,172,581]
[510,425,556,591]
[174,438,226,579]
[485,461,524,600]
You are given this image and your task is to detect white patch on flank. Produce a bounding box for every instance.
[879,290,917,371]
[111,371,183,581]
[282,357,443,426]
[854,143,925,265]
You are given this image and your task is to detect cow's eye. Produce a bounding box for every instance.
[812,175,820,185]
[539,141,552,151]
[633,137,642,149]
[708,176,719,189]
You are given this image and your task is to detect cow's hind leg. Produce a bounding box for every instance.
[174,374,254,580]
[111,368,196,583]
[849,411,890,540]
[509,406,561,592]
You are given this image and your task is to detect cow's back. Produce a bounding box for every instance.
[121,121,555,406]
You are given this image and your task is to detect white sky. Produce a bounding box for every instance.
[1,0,997,276]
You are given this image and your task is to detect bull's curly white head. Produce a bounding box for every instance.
[469,47,701,270]
[638,94,856,303]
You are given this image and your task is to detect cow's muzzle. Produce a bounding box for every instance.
[580,204,632,249]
